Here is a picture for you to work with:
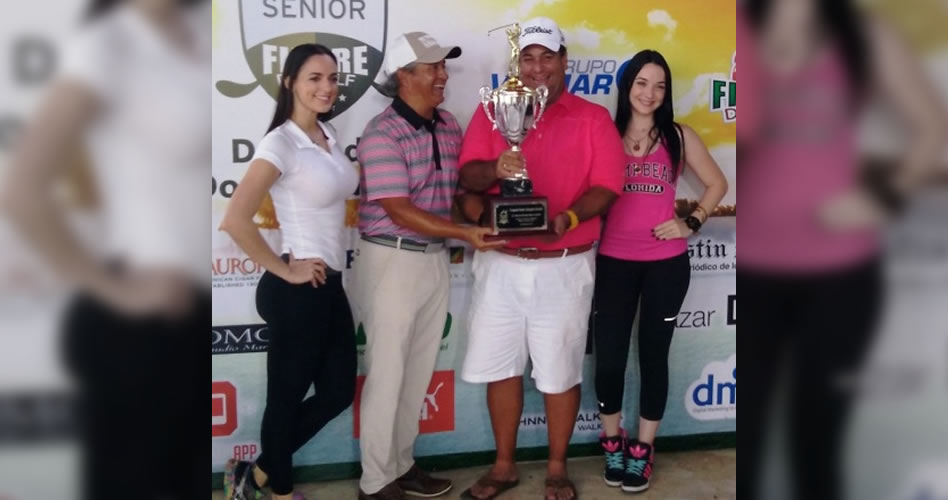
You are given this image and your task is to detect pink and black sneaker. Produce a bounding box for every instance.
[599,430,627,487]
[623,439,654,493]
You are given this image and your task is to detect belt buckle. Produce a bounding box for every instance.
[424,242,443,254]
[516,247,540,259]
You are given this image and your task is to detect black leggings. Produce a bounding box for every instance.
[592,252,691,420]
[254,269,357,495]
[739,258,881,500]
[62,288,210,500]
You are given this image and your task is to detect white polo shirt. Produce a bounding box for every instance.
[58,3,211,281]
[252,119,358,271]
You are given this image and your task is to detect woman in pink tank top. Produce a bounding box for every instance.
[592,49,729,493]
[738,1,945,499]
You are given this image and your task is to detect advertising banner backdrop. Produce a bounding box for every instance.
[212,0,736,473]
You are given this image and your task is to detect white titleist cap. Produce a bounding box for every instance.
[519,17,566,52]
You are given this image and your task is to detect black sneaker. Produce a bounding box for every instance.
[623,439,654,493]
[599,430,626,487]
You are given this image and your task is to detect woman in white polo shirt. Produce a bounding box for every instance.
[220,43,359,500]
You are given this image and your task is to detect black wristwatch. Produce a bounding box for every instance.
[684,215,703,233]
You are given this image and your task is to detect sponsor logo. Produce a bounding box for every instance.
[519,410,603,433]
[710,52,736,122]
[564,59,619,95]
[677,294,737,330]
[520,413,548,428]
[685,354,736,421]
[688,236,735,273]
[212,256,266,289]
[419,371,455,434]
[689,239,728,259]
[212,381,238,437]
[574,410,603,432]
[353,370,454,436]
[216,0,388,118]
[676,308,717,329]
[232,443,259,461]
[727,295,736,325]
[492,58,620,96]
[523,26,554,35]
[212,257,264,275]
[212,324,270,354]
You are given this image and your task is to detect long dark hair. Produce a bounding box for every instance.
[615,49,683,179]
[267,43,338,133]
[743,0,869,98]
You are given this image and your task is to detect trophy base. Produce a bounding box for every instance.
[501,177,533,197]
[484,194,549,236]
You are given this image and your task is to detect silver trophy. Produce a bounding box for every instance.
[478,23,550,235]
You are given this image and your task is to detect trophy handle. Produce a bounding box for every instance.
[532,85,549,129]
[479,86,498,131]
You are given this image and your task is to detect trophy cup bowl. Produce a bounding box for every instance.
[479,82,550,236]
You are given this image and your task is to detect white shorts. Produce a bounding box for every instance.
[460,249,596,394]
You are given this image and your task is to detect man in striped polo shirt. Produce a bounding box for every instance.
[352,31,503,500]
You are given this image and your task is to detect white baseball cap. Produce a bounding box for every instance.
[376,31,462,83]
[519,17,566,52]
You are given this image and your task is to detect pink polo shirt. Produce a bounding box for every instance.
[459,91,625,251]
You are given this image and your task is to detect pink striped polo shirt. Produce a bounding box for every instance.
[356,97,463,242]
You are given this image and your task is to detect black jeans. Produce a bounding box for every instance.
[592,251,691,420]
[254,270,357,495]
[738,257,881,500]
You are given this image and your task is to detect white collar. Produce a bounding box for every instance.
[282,119,337,150]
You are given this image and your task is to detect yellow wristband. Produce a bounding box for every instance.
[565,209,579,231]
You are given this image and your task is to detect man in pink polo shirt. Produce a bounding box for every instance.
[456,17,625,500]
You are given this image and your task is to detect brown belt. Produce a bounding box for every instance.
[497,242,595,260]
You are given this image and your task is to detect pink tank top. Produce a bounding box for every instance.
[599,143,687,261]
[739,45,878,272]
